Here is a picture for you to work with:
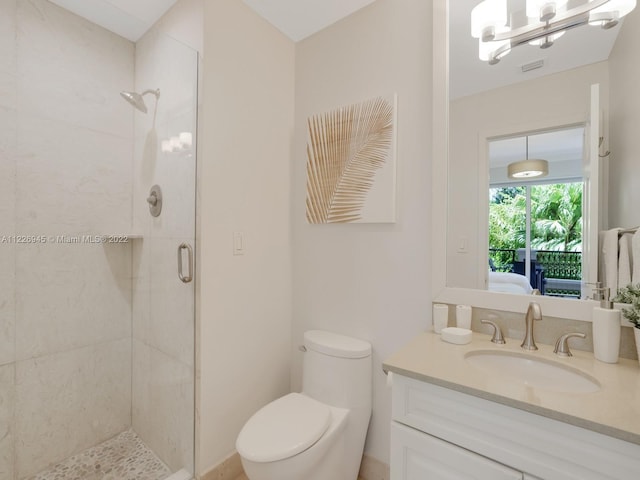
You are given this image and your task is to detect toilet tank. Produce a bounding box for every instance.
[302,330,372,410]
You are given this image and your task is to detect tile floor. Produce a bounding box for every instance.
[26,429,170,480]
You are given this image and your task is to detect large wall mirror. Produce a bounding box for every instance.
[436,0,640,320]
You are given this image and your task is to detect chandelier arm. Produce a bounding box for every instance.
[492,0,612,43]
[505,15,589,52]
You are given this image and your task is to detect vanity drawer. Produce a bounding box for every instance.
[391,374,640,480]
[391,422,523,479]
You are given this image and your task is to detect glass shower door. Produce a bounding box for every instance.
[131,30,198,478]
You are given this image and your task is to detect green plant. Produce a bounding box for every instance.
[613,284,640,329]
[488,182,583,253]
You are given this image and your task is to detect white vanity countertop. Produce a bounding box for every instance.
[383,331,640,445]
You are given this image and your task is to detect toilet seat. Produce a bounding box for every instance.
[236,393,331,463]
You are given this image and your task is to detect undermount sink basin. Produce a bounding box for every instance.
[464,350,601,394]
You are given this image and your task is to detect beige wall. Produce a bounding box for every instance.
[448,62,610,289]
[292,0,434,464]
[198,0,295,473]
[608,8,640,229]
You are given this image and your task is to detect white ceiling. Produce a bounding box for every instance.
[489,127,585,184]
[49,1,623,92]
[242,0,377,42]
[49,0,377,43]
[451,0,621,99]
[489,128,585,168]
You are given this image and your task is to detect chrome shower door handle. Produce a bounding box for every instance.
[177,242,193,283]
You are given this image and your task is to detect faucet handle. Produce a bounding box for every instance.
[481,319,506,344]
[554,332,586,357]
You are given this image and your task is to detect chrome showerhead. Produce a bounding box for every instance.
[120,88,160,114]
[120,91,146,113]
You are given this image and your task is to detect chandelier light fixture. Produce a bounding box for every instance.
[471,0,637,64]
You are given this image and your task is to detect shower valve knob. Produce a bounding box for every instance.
[147,185,162,217]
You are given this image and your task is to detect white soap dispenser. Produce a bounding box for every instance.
[592,287,621,364]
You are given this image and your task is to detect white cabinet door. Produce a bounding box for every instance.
[391,422,523,480]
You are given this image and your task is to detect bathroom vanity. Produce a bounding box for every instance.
[383,332,640,480]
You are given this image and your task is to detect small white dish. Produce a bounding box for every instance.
[441,327,472,345]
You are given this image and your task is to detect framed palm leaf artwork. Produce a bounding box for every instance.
[305,94,397,224]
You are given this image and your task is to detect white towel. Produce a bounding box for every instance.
[633,229,640,284]
[618,233,633,289]
[600,228,621,294]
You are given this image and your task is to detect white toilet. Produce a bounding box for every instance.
[236,330,372,480]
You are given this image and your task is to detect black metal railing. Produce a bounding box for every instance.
[489,249,582,280]
[536,250,582,280]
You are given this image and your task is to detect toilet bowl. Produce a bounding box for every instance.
[236,330,372,480]
[237,393,349,480]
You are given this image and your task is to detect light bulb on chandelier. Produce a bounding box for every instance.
[471,0,637,64]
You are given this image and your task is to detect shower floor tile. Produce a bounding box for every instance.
[27,429,171,480]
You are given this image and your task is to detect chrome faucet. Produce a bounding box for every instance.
[554,332,586,357]
[481,319,506,344]
[521,302,542,351]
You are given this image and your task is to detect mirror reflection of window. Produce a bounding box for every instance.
[488,127,585,298]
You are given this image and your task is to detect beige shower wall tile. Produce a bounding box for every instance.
[16,0,134,138]
[0,106,16,367]
[132,132,156,238]
[0,243,15,367]
[0,0,16,110]
[0,363,15,480]
[15,338,131,478]
[150,111,197,240]
[132,103,197,241]
[17,0,133,77]
[0,105,16,233]
[149,237,195,367]
[134,26,198,136]
[132,339,194,473]
[133,25,197,240]
[15,113,133,237]
[15,242,131,360]
[133,237,194,367]
[132,238,151,343]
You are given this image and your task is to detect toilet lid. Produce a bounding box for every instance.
[236,393,331,463]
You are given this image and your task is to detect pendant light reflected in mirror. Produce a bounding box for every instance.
[507,136,549,179]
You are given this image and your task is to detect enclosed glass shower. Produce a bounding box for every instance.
[0,0,197,478]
